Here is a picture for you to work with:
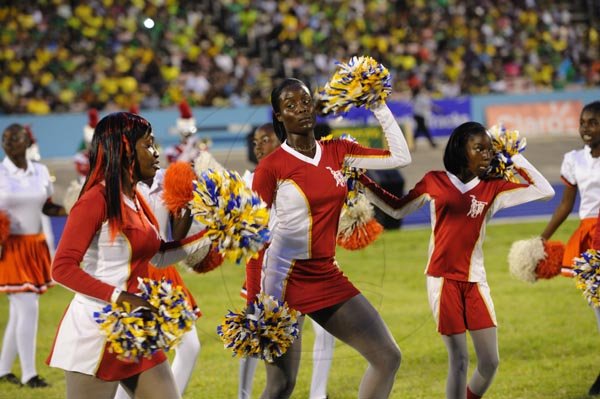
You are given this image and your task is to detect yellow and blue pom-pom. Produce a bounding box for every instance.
[93,278,197,361]
[217,293,300,363]
[573,249,600,307]
[486,124,527,183]
[189,169,270,264]
[317,56,391,115]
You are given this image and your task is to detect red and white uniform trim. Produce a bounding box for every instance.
[362,154,554,282]
[47,184,210,380]
[249,103,411,313]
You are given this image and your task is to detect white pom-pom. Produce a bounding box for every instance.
[338,193,375,239]
[508,237,546,283]
[63,179,83,214]
[193,151,225,175]
[179,243,211,269]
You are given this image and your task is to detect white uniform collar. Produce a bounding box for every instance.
[2,157,34,176]
[281,140,322,166]
[446,171,481,194]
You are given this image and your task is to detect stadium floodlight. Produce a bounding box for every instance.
[143,18,155,29]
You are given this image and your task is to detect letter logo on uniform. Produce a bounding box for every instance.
[326,166,346,187]
[466,195,487,218]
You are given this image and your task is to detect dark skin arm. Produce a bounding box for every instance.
[42,200,67,217]
[170,208,193,240]
[541,184,577,240]
[115,291,158,314]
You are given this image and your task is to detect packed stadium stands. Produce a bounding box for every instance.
[0,0,598,115]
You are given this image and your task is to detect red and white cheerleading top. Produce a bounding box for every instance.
[248,103,411,307]
[47,183,210,380]
[361,154,555,283]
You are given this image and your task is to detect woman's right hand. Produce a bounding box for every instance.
[115,291,158,314]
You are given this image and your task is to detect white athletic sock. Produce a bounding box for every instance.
[310,319,335,399]
[238,356,259,399]
[0,295,19,376]
[13,292,39,383]
[171,325,200,395]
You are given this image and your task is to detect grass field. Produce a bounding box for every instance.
[0,219,597,399]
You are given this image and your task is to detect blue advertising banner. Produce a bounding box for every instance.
[319,97,471,140]
[428,97,471,137]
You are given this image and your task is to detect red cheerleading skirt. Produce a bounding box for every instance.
[563,217,597,267]
[0,233,53,294]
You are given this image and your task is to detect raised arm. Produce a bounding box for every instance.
[491,154,555,212]
[344,103,412,169]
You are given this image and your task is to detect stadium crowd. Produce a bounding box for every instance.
[0,0,598,115]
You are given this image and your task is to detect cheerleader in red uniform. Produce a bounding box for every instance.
[239,123,336,399]
[46,112,211,399]
[248,78,411,398]
[0,124,66,388]
[112,167,202,399]
[359,122,554,399]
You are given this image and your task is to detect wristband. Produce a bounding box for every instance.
[110,288,123,303]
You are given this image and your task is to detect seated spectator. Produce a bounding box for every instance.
[0,1,597,114]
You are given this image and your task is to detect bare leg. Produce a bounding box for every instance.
[120,360,181,399]
[260,315,305,399]
[114,327,200,399]
[468,327,499,396]
[441,333,469,399]
[311,294,401,399]
[65,371,119,399]
[310,318,334,399]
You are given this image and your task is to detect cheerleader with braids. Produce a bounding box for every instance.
[359,122,554,399]
[46,112,211,399]
[112,167,202,399]
[248,78,411,398]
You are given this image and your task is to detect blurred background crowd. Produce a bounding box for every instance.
[1,0,599,115]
